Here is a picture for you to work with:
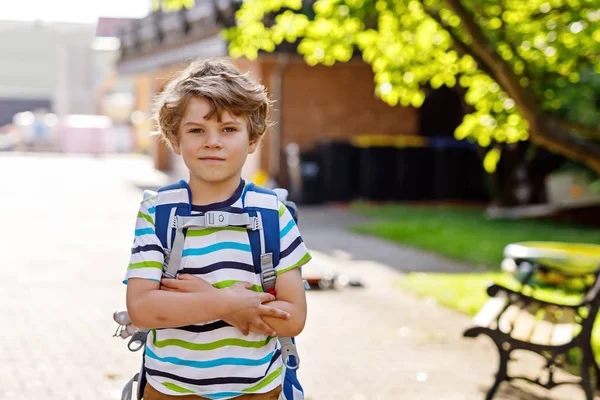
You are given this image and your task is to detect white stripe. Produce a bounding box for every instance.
[129,251,163,265]
[278,246,308,270]
[192,268,258,285]
[125,268,162,281]
[143,189,158,200]
[148,331,274,360]
[146,358,283,396]
[280,227,300,250]
[132,234,161,247]
[156,188,190,206]
[245,191,278,210]
[180,250,253,268]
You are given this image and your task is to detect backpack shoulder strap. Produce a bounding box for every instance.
[154,180,192,277]
[243,183,281,293]
[154,180,192,249]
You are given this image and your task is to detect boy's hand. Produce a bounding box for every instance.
[161,274,213,293]
[161,275,290,336]
[222,282,290,336]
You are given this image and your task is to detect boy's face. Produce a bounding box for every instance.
[174,96,258,186]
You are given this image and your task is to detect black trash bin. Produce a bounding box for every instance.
[318,141,360,202]
[394,136,433,201]
[353,136,397,201]
[430,137,481,200]
[298,151,323,204]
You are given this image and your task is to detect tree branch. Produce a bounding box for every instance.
[553,118,600,140]
[420,3,498,81]
[444,0,540,117]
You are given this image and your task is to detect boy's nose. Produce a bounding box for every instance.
[204,132,222,148]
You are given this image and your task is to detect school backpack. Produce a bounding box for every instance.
[114,180,305,400]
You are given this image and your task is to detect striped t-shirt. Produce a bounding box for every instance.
[124,180,311,399]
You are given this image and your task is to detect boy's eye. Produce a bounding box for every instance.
[223,127,237,133]
[190,128,204,134]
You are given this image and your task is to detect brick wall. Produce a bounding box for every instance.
[258,57,419,181]
[280,59,419,149]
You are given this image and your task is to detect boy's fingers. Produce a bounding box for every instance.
[253,320,276,336]
[161,278,180,287]
[259,293,276,303]
[177,274,196,280]
[239,322,250,336]
[262,306,290,320]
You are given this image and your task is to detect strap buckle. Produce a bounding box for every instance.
[261,253,277,290]
[205,211,230,227]
[248,216,261,231]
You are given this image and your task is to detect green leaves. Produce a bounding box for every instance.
[225,0,600,152]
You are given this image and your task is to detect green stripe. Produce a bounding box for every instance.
[141,195,157,204]
[186,227,246,237]
[152,332,274,351]
[278,204,286,217]
[162,382,195,394]
[137,211,153,224]
[243,366,283,393]
[128,261,163,270]
[213,280,263,292]
[277,253,312,276]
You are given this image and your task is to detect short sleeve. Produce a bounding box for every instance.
[276,202,312,276]
[123,195,165,284]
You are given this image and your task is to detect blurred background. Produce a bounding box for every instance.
[2,0,600,399]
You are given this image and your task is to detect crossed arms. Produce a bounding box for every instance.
[126,268,307,337]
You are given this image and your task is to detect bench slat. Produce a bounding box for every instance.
[498,304,522,333]
[511,303,541,342]
[551,308,576,345]
[530,320,554,345]
[473,296,507,328]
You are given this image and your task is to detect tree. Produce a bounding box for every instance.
[222,0,600,174]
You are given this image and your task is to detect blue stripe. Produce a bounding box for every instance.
[135,228,155,236]
[123,278,160,285]
[182,242,251,256]
[201,392,245,400]
[280,220,295,238]
[148,206,156,214]
[146,347,274,368]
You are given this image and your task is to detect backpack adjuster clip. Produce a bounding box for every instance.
[205,211,229,227]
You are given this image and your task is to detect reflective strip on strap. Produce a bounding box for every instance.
[156,188,189,206]
[245,191,279,210]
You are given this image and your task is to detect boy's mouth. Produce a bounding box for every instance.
[199,157,225,161]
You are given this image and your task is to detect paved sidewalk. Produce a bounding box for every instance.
[0,153,594,399]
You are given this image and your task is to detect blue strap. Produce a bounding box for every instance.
[154,180,192,249]
[243,183,281,272]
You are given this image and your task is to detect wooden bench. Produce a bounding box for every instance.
[464,269,600,400]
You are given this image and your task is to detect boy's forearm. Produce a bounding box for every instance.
[128,289,227,329]
[261,300,306,337]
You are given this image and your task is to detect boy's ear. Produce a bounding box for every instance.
[171,139,181,155]
[248,138,259,154]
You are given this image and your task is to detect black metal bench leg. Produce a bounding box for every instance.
[486,345,510,400]
[593,357,600,390]
[581,350,596,400]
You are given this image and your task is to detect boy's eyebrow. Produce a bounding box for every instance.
[182,120,242,126]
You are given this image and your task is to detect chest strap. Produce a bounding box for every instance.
[164,212,262,278]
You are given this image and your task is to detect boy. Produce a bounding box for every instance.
[125,58,311,400]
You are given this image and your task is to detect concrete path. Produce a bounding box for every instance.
[0,153,593,400]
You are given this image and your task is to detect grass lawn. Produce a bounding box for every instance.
[351,203,600,268]
[350,203,600,360]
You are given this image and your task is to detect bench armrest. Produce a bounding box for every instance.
[487,283,582,310]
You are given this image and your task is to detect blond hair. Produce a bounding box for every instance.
[152,58,272,149]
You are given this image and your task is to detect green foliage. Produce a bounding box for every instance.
[224,0,600,162]
[350,202,600,268]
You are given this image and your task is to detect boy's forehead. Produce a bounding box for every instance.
[182,97,243,123]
